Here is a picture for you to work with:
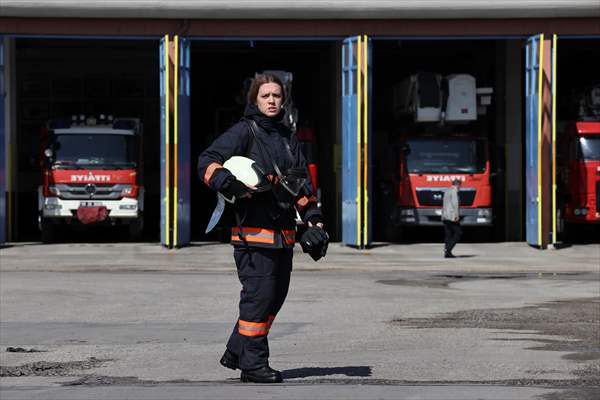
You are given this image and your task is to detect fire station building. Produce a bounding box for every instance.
[1,1,599,248]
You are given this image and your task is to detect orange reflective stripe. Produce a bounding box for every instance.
[239,319,270,337]
[230,234,274,244]
[297,196,309,208]
[282,230,296,245]
[231,227,276,244]
[233,227,273,235]
[230,227,296,246]
[296,195,317,211]
[239,328,269,336]
[203,162,222,185]
[239,320,269,328]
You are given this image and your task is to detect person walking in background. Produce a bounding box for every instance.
[442,178,462,258]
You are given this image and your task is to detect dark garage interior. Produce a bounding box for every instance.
[13,38,161,241]
[189,39,338,241]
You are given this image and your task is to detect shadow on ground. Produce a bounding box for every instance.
[282,366,372,379]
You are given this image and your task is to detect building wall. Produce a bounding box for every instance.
[1,18,600,37]
[1,1,599,19]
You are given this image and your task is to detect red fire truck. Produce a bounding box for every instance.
[38,115,144,242]
[558,85,600,232]
[385,73,494,236]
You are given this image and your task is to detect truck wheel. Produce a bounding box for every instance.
[40,219,57,244]
[128,214,144,241]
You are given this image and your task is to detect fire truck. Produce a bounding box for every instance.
[38,115,144,242]
[384,73,494,237]
[558,85,600,233]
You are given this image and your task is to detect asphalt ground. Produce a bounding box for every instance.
[0,242,599,400]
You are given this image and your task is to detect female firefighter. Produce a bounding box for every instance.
[197,73,329,383]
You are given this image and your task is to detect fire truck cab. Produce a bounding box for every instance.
[557,85,600,232]
[395,135,493,226]
[387,73,494,235]
[558,122,600,226]
[38,115,144,242]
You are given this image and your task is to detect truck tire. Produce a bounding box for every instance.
[40,219,57,244]
[128,214,144,241]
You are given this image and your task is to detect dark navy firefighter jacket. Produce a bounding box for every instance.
[198,104,322,249]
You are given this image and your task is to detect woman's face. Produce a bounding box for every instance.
[255,82,283,117]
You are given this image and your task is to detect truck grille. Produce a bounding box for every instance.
[54,184,128,200]
[416,188,475,206]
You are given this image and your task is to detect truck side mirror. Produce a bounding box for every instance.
[43,148,55,166]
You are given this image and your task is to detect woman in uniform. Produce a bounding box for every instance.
[198,73,329,383]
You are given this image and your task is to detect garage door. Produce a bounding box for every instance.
[160,35,191,248]
[342,35,372,248]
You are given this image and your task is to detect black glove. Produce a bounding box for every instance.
[306,215,323,227]
[300,226,329,262]
[221,179,250,201]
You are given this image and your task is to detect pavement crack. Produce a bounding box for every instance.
[0,357,112,377]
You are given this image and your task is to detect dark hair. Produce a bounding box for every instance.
[452,179,462,185]
[247,73,285,104]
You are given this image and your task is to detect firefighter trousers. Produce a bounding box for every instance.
[226,246,293,371]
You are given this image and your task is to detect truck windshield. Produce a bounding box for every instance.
[577,136,600,160]
[50,134,137,169]
[405,138,486,173]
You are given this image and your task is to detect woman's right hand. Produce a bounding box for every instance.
[222,180,254,199]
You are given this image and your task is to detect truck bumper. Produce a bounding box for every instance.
[565,211,600,224]
[41,197,140,220]
[394,207,493,226]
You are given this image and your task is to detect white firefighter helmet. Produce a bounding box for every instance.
[205,156,268,234]
[223,156,263,187]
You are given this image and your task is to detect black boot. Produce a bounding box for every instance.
[219,349,239,370]
[444,249,455,258]
[240,365,283,383]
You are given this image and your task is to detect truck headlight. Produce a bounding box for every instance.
[120,185,133,196]
[48,185,60,195]
[477,209,491,217]
[44,204,62,210]
[400,209,415,216]
[119,204,137,210]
